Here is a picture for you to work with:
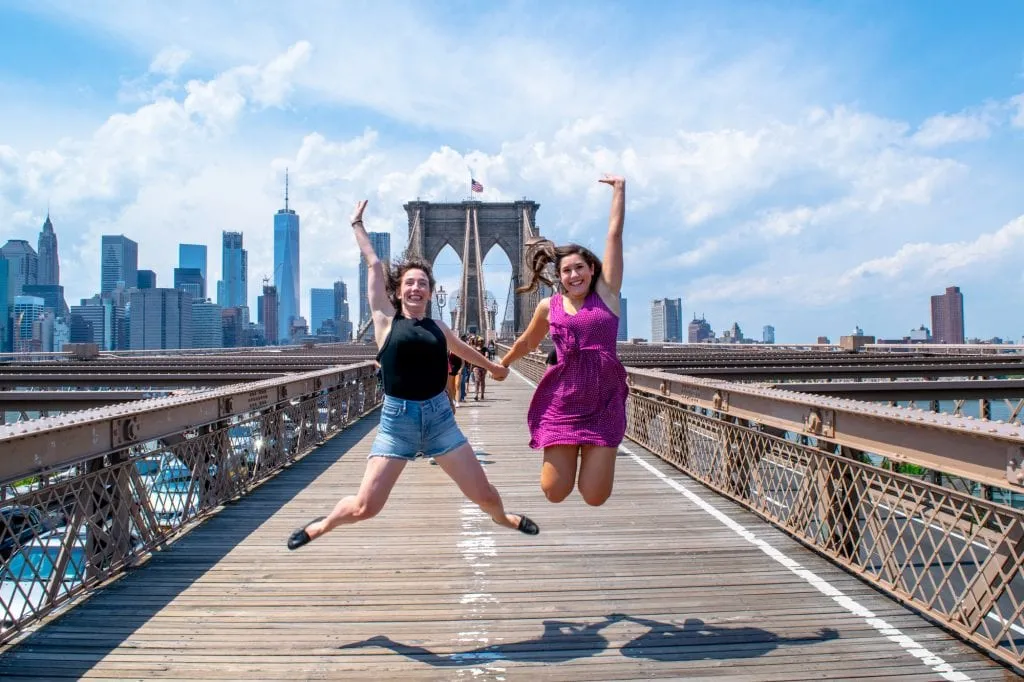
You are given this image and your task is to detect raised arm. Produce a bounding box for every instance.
[597,175,625,295]
[499,298,551,368]
[350,200,395,320]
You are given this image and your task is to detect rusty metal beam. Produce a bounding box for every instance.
[0,362,377,484]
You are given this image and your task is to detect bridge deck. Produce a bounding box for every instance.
[0,375,1013,680]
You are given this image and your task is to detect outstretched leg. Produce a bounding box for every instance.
[577,445,617,506]
[541,445,579,503]
[435,443,524,530]
[304,456,407,540]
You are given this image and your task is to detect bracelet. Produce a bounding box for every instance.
[351,220,364,226]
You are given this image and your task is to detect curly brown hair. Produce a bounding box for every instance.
[386,257,436,311]
[516,238,603,295]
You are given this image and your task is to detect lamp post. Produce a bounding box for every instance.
[485,297,498,339]
[434,285,447,321]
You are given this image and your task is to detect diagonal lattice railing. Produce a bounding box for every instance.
[0,361,382,641]
[509,348,1024,671]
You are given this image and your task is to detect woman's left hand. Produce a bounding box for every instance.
[490,364,509,381]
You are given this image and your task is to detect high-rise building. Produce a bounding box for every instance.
[0,258,9,352]
[137,270,157,289]
[762,325,776,344]
[687,315,714,343]
[191,300,223,348]
[262,283,279,345]
[101,235,138,296]
[359,232,391,325]
[129,288,192,350]
[310,288,334,335]
[930,286,965,344]
[220,232,247,308]
[37,213,59,286]
[651,298,683,342]
[69,297,126,350]
[174,267,205,301]
[617,296,628,342]
[273,173,300,342]
[221,307,244,348]
[333,280,352,340]
[1,239,39,297]
[12,295,46,352]
[179,244,207,299]
[22,284,68,318]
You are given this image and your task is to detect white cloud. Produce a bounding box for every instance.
[912,112,992,147]
[149,46,191,76]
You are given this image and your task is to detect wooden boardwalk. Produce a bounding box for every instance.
[1,374,1016,680]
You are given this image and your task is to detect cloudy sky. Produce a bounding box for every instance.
[1,1,1023,343]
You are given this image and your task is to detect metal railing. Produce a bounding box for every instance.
[512,350,1024,671]
[0,361,382,640]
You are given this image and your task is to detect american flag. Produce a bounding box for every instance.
[471,178,484,193]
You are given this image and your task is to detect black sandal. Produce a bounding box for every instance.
[287,516,326,550]
[514,513,539,535]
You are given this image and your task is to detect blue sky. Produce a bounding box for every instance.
[1,1,1023,342]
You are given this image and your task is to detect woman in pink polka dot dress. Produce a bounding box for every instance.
[499,175,628,507]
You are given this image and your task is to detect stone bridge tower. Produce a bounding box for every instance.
[402,200,540,336]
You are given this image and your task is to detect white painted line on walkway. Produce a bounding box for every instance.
[509,366,975,682]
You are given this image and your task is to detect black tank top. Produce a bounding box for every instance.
[376,313,449,400]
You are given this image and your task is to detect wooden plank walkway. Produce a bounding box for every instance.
[1,373,1016,680]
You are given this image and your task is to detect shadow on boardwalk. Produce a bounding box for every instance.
[340,613,839,665]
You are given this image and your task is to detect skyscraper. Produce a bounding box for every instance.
[174,267,205,301]
[930,286,965,344]
[262,283,279,345]
[179,244,207,299]
[273,172,300,342]
[651,298,683,342]
[0,258,9,352]
[762,325,776,344]
[617,296,628,342]
[37,213,59,286]
[1,239,39,297]
[333,280,352,340]
[191,300,223,348]
[129,288,192,350]
[688,315,714,343]
[359,232,391,325]
[137,270,157,289]
[220,232,247,308]
[101,235,138,296]
[13,295,46,352]
[310,288,334,335]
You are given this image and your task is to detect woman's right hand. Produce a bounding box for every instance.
[350,200,368,226]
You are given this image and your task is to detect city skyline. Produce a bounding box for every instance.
[1,4,1023,342]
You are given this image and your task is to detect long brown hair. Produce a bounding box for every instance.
[386,257,436,311]
[516,238,603,295]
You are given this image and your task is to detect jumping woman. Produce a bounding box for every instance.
[498,175,627,507]
[287,200,539,550]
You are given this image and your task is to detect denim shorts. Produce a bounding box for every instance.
[369,391,468,460]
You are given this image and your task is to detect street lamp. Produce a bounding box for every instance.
[485,296,498,338]
[434,285,447,320]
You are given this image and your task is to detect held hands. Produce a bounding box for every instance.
[598,174,625,190]
[490,363,509,381]
[350,200,368,226]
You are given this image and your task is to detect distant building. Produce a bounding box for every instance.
[687,315,713,343]
[262,284,279,345]
[129,288,192,350]
[12,295,46,352]
[37,214,59,286]
[274,173,300,342]
[762,325,775,344]
[310,288,334,335]
[0,259,9,352]
[191,300,223,348]
[1,239,39,297]
[359,232,391,325]
[22,284,68,318]
[136,270,157,289]
[174,267,205,302]
[334,280,352,340]
[817,336,831,345]
[651,298,683,342]
[69,297,127,350]
[100,235,138,296]
[930,286,965,344]
[909,325,930,342]
[220,232,247,308]
[222,307,245,348]
[617,296,628,342]
[179,244,208,299]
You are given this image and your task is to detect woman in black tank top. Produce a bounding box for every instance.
[287,199,539,551]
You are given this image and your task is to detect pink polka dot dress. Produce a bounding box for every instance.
[527,291,628,449]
